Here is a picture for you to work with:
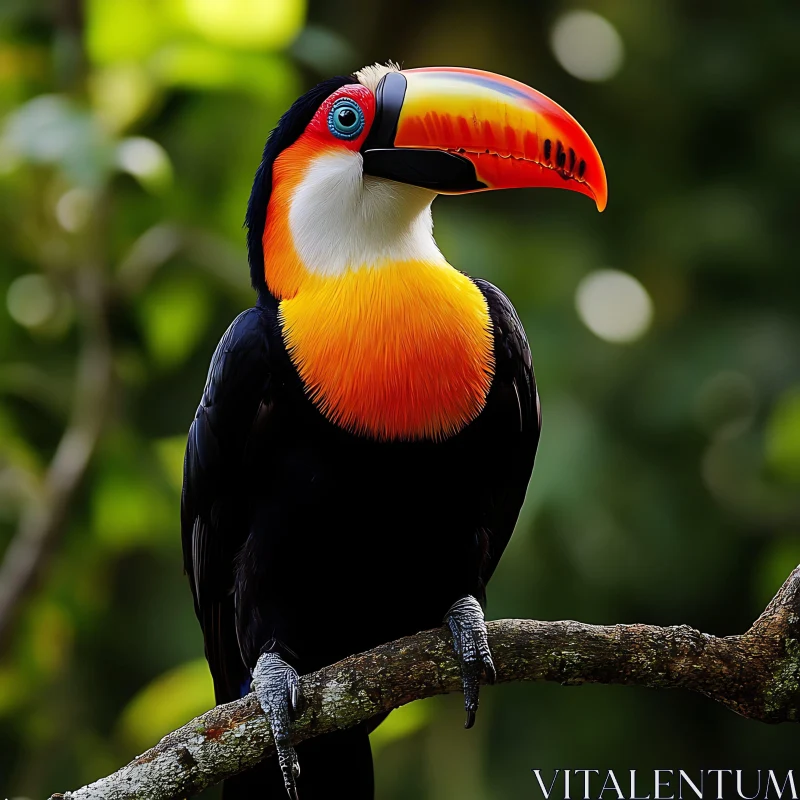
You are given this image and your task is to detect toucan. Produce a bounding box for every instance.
[181,62,607,799]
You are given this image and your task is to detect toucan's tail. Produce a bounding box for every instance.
[222,723,374,799]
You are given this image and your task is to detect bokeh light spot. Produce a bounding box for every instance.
[575,269,652,343]
[182,0,306,50]
[550,10,624,82]
[116,137,172,191]
[90,64,155,132]
[7,274,57,328]
[56,188,94,232]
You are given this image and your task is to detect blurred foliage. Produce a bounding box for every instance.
[0,0,799,798]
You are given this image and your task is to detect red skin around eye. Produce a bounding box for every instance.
[304,84,376,151]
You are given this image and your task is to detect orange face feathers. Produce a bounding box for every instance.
[261,136,329,301]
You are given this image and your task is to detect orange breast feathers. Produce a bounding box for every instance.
[262,139,495,442]
[280,263,495,441]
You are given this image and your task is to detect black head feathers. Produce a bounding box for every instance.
[245,76,354,296]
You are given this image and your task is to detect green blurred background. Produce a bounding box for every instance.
[1,0,799,797]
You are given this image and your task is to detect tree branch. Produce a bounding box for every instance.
[49,565,800,800]
[0,268,113,654]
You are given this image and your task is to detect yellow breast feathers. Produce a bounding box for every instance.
[279,261,494,441]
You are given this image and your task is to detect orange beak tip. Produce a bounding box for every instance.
[589,170,608,212]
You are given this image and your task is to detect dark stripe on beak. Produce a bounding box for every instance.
[362,72,407,151]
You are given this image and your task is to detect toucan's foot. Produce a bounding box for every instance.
[252,652,303,799]
[444,595,496,729]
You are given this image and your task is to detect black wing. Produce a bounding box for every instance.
[181,307,272,703]
[474,279,541,590]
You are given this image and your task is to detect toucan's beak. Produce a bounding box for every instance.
[362,67,608,211]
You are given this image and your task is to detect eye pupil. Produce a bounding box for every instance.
[338,109,357,128]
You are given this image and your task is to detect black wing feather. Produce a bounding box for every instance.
[474,279,541,589]
[181,307,271,703]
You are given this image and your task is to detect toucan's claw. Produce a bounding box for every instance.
[444,595,495,729]
[252,652,303,798]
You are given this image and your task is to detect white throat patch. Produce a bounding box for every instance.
[287,150,446,276]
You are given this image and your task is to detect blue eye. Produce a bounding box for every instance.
[328,98,365,140]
